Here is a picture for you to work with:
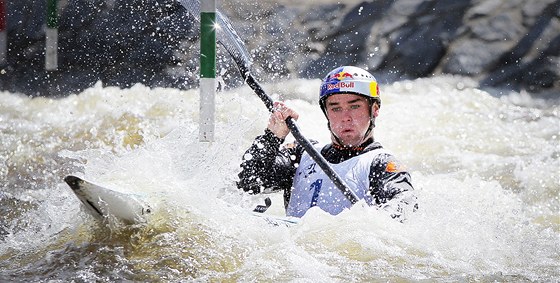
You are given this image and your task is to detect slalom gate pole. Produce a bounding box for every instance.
[199,0,216,142]
[0,0,6,65]
[45,0,58,70]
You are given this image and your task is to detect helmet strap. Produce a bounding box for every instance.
[363,98,377,138]
[363,116,375,138]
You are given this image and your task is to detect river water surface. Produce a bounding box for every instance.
[0,76,558,281]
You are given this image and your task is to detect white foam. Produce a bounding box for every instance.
[1,76,558,280]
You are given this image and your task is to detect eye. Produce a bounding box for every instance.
[350,104,360,109]
[331,107,342,112]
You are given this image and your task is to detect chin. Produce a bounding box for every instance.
[332,132,363,147]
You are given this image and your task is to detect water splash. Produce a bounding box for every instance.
[1,76,558,281]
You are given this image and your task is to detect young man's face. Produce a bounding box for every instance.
[325,93,379,147]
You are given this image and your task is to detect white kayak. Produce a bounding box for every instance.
[63,175,298,227]
[64,175,152,224]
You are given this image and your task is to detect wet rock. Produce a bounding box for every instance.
[0,0,558,96]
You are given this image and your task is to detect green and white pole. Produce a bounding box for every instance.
[199,0,216,142]
[45,0,58,70]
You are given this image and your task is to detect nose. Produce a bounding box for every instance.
[341,109,353,121]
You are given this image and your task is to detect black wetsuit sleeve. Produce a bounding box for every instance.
[369,153,418,220]
[237,129,301,195]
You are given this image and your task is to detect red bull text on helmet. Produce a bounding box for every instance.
[319,66,380,102]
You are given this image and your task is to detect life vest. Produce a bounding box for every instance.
[287,146,389,217]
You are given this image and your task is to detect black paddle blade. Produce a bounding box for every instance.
[253,197,272,213]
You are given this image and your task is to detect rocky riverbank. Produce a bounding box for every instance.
[0,0,558,97]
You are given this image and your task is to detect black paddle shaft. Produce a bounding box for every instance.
[239,65,359,204]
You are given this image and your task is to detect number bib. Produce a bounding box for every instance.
[287,146,388,217]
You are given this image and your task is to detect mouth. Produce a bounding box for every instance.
[339,128,355,135]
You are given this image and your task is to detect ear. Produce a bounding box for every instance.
[372,102,380,117]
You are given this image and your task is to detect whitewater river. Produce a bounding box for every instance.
[1,76,558,281]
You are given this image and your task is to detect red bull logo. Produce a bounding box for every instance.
[327,71,355,90]
[329,71,354,81]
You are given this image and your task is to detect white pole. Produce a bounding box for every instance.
[199,0,216,142]
[0,0,6,65]
[45,28,58,70]
[45,0,58,71]
[199,78,216,141]
[0,31,6,66]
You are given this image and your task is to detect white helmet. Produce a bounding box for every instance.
[319,66,381,112]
